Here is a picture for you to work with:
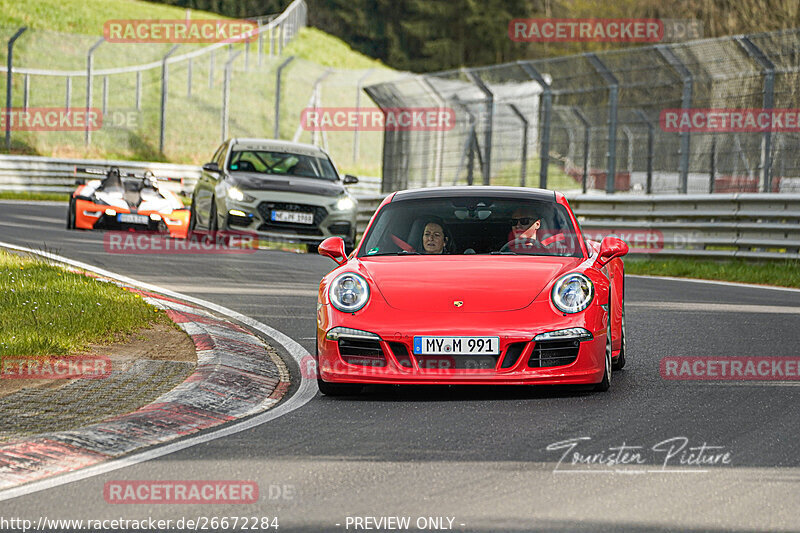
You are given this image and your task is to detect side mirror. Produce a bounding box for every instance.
[343,174,359,184]
[595,236,629,268]
[202,162,220,173]
[319,237,347,265]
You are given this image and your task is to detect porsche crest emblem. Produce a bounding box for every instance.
[453,301,464,308]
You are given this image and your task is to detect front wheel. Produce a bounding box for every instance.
[66,198,76,229]
[594,320,612,392]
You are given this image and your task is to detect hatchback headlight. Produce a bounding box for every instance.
[227,187,254,202]
[551,273,594,313]
[335,196,355,211]
[329,273,370,313]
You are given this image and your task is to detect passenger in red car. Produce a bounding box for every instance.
[422,221,448,254]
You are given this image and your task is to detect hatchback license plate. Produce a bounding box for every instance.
[117,213,149,225]
[413,336,500,355]
[271,210,314,224]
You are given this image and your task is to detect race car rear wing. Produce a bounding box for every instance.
[73,166,184,185]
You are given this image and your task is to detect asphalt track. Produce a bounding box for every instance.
[1,201,800,532]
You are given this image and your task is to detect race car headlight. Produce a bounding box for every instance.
[227,187,254,202]
[329,273,370,313]
[335,196,355,211]
[551,273,594,314]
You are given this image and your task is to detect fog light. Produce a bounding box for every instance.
[149,213,161,221]
[229,209,248,217]
[105,209,116,216]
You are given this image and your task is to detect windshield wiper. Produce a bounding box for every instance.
[490,251,517,255]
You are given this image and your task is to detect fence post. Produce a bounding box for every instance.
[65,77,72,111]
[420,76,446,186]
[518,61,551,190]
[23,74,29,110]
[208,50,215,89]
[85,37,104,145]
[657,45,692,194]
[586,53,619,194]
[159,45,180,154]
[102,76,108,116]
[187,58,193,98]
[737,36,775,193]
[310,69,333,147]
[709,136,716,193]
[465,70,493,185]
[5,27,26,151]
[634,109,654,194]
[278,23,284,55]
[573,107,591,193]
[509,104,528,187]
[135,71,142,111]
[353,68,375,164]
[273,55,294,139]
[221,51,242,142]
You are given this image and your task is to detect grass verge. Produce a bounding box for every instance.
[625,257,800,289]
[0,191,70,202]
[0,250,173,356]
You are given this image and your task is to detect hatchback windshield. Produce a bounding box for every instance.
[228,150,339,181]
[358,196,584,257]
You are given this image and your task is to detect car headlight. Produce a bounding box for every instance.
[335,196,355,211]
[227,187,254,202]
[329,273,370,313]
[551,273,594,313]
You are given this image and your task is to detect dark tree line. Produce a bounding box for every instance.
[150,0,800,72]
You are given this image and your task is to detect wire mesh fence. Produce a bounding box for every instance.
[366,28,800,194]
[0,0,397,176]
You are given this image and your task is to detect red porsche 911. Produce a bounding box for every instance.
[315,186,628,395]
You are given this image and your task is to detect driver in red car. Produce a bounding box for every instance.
[505,208,543,251]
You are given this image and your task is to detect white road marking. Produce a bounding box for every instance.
[628,301,800,314]
[628,274,800,293]
[0,241,318,503]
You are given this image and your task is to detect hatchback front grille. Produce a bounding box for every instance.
[528,339,580,368]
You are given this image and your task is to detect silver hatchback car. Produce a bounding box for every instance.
[189,138,359,252]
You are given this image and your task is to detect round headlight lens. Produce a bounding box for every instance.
[336,196,355,211]
[329,273,370,313]
[551,273,594,313]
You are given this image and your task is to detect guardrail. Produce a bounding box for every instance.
[355,193,800,261]
[0,155,381,196]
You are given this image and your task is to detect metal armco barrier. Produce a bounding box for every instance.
[0,155,381,197]
[355,193,800,261]
[0,155,201,195]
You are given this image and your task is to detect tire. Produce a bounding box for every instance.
[317,377,362,397]
[595,314,612,392]
[209,199,219,233]
[66,198,76,229]
[613,297,627,371]
[188,198,198,236]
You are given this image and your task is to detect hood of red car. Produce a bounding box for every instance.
[359,256,583,312]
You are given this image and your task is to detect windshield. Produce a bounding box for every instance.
[358,196,584,258]
[227,150,339,181]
